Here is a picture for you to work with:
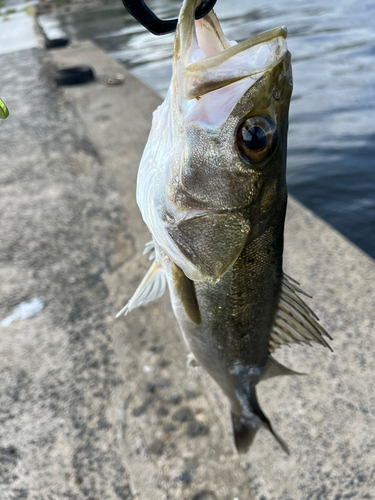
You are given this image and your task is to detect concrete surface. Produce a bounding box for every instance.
[0,10,39,56]
[0,34,374,500]
[0,46,133,500]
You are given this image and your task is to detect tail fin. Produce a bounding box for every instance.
[231,386,290,455]
[231,413,259,453]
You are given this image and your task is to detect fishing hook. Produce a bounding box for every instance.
[121,0,217,36]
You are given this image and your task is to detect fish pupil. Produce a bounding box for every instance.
[236,115,277,166]
[242,126,267,151]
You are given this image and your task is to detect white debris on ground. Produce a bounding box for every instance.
[1,296,46,327]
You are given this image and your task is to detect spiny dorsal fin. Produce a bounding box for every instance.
[171,263,201,325]
[116,260,166,317]
[261,356,305,380]
[269,274,332,353]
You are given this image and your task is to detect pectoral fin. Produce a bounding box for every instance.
[116,260,166,317]
[171,263,201,325]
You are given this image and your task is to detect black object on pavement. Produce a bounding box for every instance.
[45,37,70,49]
[54,66,95,86]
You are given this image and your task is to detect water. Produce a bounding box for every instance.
[40,0,375,258]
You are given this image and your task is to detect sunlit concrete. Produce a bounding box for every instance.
[0,11,38,55]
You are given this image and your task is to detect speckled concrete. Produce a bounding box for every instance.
[1,36,374,500]
[0,47,133,500]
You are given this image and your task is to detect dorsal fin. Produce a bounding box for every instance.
[116,260,166,317]
[269,274,332,353]
[261,356,305,380]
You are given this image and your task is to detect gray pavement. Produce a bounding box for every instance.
[0,8,39,55]
[0,34,374,500]
[0,46,133,500]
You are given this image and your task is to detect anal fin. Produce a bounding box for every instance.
[116,260,166,317]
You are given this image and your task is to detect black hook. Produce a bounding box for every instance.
[122,0,217,36]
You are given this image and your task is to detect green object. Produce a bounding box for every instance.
[0,98,9,119]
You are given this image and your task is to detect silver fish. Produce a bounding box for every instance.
[118,0,331,453]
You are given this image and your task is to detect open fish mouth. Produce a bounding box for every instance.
[175,0,288,116]
[136,0,292,283]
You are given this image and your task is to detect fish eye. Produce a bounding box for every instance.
[236,115,278,165]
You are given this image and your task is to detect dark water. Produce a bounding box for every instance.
[40,0,375,258]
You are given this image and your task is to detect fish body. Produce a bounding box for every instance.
[118,0,331,453]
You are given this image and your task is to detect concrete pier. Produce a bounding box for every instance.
[0,34,374,499]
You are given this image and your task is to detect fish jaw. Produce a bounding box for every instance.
[137,1,292,283]
[173,0,288,120]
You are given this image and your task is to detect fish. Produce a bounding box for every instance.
[117,0,332,454]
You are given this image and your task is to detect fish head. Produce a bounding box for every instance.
[137,0,292,283]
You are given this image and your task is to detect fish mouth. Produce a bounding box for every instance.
[175,0,288,101]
